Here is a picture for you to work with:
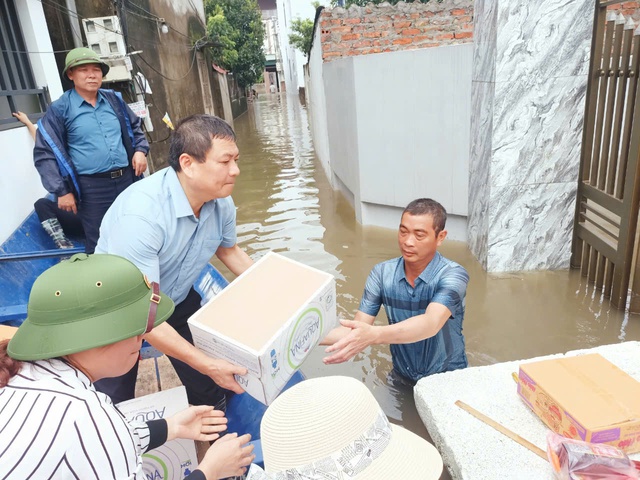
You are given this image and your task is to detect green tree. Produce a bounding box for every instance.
[205,0,266,88]
[289,18,315,58]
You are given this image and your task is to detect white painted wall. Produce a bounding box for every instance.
[276,0,313,93]
[1,0,62,244]
[310,44,473,240]
[323,57,361,211]
[306,24,331,183]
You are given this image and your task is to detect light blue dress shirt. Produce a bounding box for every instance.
[65,89,129,174]
[95,167,237,304]
[359,252,469,381]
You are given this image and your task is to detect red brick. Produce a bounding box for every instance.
[363,31,382,38]
[323,51,342,59]
[402,28,421,36]
[436,33,454,40]
[393,21,412,28]
[331,19,342,25]
[344,18,361,24]
[331,26,352,33]
[342,33,361,41]
[451,8,467,15]
[320,20,330,28]
[352,40,372,48]
[410,13,421,19]
[393,37,413,45]
[455,31,473,39]
[321,34,331,42]
[363,47,381,54]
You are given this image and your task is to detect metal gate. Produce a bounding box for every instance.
[571,0,640,311]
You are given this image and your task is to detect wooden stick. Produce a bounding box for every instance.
[455,400,548,460]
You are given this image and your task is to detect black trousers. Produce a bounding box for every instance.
[34,198,84,237]
[95,288,230,408]
[77,168,133,254]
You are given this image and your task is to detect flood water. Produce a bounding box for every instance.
[216,93,640,462]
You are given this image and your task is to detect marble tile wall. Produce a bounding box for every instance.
[468,0,593,272]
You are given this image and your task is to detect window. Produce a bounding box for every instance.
[109,42,119,54]
[103,18,113,30]
[0,0,50,131]
[86,21,96,32]
[91,44,101,54]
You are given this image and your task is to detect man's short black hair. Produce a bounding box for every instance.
[402,198,447,235]
[168,114,236,172]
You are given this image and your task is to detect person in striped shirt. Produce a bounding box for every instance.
[322,198,470,384]
[0,253,254,479]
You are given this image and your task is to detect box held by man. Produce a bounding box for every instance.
[188,252,337,405]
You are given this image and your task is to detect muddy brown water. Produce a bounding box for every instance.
[149,93,640,478]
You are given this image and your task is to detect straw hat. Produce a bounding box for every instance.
[8,254,174,360]
[251,376,443,479]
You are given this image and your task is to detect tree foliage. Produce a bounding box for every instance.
[289,18,315,58]
[205,0,266,88]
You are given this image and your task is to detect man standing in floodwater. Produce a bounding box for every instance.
[322,198,469,384]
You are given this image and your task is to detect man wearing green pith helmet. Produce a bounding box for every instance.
[33,47,149,253]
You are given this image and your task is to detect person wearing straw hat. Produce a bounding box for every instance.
[33,47,149,253]
[0,253,254,479]
[245,376,443,479]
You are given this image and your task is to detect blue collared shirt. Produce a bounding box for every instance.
[95,167,237,304]
[359,252,469,381]
[64,89,129,174]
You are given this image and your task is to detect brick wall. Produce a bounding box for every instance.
[607,1,640,20]
[319,0,474,62]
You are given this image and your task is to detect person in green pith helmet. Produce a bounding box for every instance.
[0,253,254,479]
[33,47,149,253]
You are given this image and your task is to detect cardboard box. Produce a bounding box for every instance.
[188,252,336,405]
[117,387,199,479]
[517,353,640,453]
[0,325,17,341]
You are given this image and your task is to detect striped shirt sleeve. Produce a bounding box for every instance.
[430,264,469,317]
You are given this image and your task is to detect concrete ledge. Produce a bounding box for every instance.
[414,342,640,480]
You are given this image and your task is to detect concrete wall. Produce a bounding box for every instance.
[306,22,331,183]
[306,0,474,240]
[354,45,472,240]
[323,58,360,208]
[1,0,59,244]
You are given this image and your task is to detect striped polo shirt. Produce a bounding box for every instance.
[359,252,469,381]
[0,359,151,479]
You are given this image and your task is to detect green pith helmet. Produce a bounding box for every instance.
[63,47,110,77]
[7,254,174,361]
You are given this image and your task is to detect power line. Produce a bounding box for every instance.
[34,0,195,52]
[131,47,199,82]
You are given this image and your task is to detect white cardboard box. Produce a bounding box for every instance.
[117,387,198,479]
[188,252,337,405]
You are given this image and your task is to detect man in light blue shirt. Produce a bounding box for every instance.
[322,198,469,384]
[95,115,253,407]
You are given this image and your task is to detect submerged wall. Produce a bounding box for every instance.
[308,0,474,240]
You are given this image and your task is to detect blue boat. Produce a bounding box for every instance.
[0,209,303,467]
